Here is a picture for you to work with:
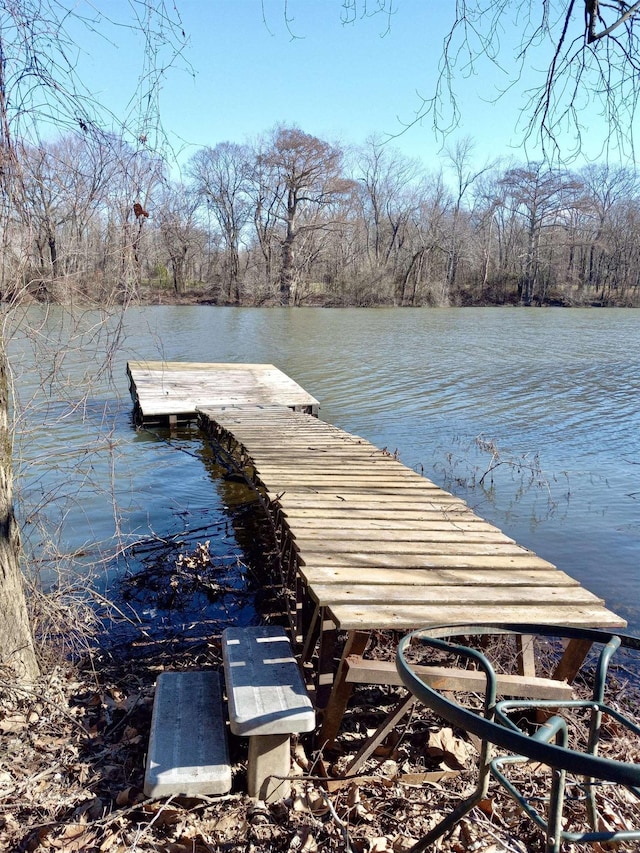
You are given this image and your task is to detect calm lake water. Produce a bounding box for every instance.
[7,306,640,639]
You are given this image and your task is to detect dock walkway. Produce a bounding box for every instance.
[129,362,625,743]
[197,402,624,742]
[198,404,618,630]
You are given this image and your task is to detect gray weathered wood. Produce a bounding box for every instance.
[128,362,319,421]
[196,402,624,636]
[194,395,625,748]
[309,582,602,608]
[328,603,624,630]
[299,566,580,587]
[144,670,231,797]
[344,657,574,700]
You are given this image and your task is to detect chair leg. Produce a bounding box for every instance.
[409,739,493,853]
[585,703,604,832]
[545,765,566,853]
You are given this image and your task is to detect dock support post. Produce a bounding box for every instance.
[319,629,369,748]
[553,638,593,683]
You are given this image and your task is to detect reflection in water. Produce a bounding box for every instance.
[98,426,281,656]
[7,306,640,635]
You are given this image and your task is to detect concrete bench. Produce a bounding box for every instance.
[144,670,231,797]
[222,625,315,802]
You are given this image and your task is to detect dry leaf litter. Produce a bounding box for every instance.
[4,542,640,853]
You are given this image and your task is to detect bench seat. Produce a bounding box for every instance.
[222,625,315,801]
[223,625,315,735]
[144,670,231,797]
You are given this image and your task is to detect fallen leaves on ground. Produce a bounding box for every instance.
[3,653,640,853]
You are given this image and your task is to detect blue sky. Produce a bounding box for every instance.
[67,1,633,172]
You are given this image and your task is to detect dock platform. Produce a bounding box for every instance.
[127,361,319,425]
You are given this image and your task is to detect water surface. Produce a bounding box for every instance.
[9,306,640,633]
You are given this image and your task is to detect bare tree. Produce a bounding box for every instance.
[353,136,424,302]
[259,126,354,305]
[156,182,204,295]
[579,163,639,295]
[500,163,584,304]
[188,142,252,304]
[0,0,187,681]
[394,173,450,306]
[443,138,495,305]
[95,138,166,304]
[338,2,640,159]
[14,136,113,301]
[245,141,286,300]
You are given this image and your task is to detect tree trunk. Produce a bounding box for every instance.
[228,242,240,304]
[522,215,538,305]
[280,233,295,305]
[48,230,58,278]
[280,190,297,305]
[0,342,39,681]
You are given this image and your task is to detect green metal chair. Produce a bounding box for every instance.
[396,624,640,853]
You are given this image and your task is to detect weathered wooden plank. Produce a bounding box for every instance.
[250,449,398,459]
[131,360,279,371]
[308,582,602,607]
[296,541,536,557]
[299,552,555,570]
[261,473,430,485]
[208,420,339,432]
[283,517,495,531]
[203,406,320,416]
[298,566,579,587]
[260,468,437,479]
[272,490,462,503]
[275,490,465,502]
[289,528,515,544]
[272,491,465,504]
[279,507,477,521]
[244,442,376,450]
[266,483,453,496]
[256,464,425,476]
[344,657,575,700]
[202,403,318,414]
[221,426,366,435]
[221,436,370,446]
[328,603,626,631]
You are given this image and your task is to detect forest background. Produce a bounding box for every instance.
[6,0,640,313]
[8,127,640,310]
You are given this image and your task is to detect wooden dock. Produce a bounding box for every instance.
[129,361,625,743]
[198,403,621,631]
[127,361,319,425]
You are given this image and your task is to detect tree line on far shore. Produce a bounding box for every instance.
[5,125,640,309]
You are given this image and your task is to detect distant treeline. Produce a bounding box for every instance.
[4,126,640,307]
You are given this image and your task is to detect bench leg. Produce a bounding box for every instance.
[247,734,291,803]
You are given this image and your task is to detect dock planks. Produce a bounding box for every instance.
[197,403,624,632]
